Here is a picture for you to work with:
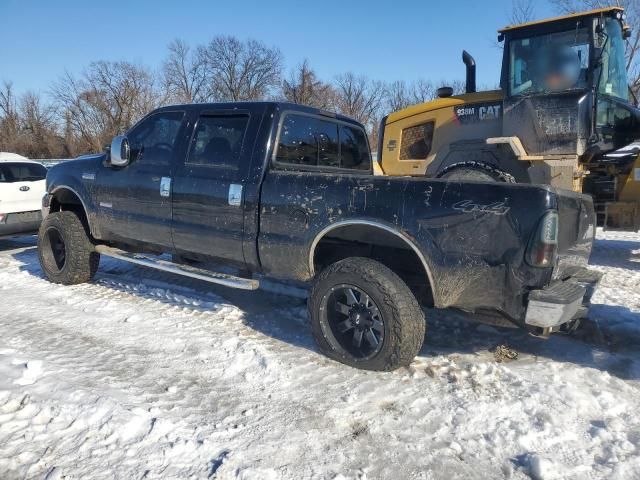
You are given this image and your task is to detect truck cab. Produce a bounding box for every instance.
[69,103,371,272]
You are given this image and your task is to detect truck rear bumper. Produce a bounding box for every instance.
[524,268,602,329]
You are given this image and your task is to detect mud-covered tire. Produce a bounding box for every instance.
[438,161,516,183]
[38,211,100,285]
[309,257,426,371]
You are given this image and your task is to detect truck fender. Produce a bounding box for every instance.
[307,219,438,304]
[48,181,98,238]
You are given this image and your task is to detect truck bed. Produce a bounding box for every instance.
[258,171,595,323]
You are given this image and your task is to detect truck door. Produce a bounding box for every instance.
[94,109,187,249]
[171,109,256,265]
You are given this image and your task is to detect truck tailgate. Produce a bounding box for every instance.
[554,189,595,279]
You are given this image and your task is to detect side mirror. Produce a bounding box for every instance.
[110,135,130,167]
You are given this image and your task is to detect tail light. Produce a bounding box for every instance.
[526,210,559,267]
[0,213,5,224]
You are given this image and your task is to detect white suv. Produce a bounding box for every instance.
[0,153,47,238]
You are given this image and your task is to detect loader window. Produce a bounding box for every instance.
[596,99,636,148]
[399,122,434,160]
[509,28,590,96]
[599,18,629,101]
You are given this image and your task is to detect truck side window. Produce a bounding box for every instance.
[340,125,370,170]
[187,115,249,168]
[400,122,434,160]
[276,114,339,167]
[276,113,371,171]
[127,111,184,166]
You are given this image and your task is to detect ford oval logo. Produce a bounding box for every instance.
[19,186,30,192]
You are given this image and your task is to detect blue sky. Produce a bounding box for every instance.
[0,0,556,96]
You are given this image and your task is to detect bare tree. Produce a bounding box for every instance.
[409,79,437,103]
[436,79,467,96]
[510,0,536,24]
[281,59,336,109]
[0,81,20,153]
[51,61,161,153]
[384,78,467,113]
[18,91,60,158]
[200,36,283,101]
[162,39,210,104]
[333,73,386,127]
[385,80,411,111]
[0,82,66,158]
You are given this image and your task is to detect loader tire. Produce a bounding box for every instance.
[438,161,516,183]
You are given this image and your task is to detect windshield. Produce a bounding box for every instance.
[599,17,629,101]
[509,28,590,96]
[0,162,47,183]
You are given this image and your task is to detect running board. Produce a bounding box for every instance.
[94,245,259,290]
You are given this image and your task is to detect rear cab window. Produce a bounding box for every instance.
[274,112,371,172]
[0,162,47,182]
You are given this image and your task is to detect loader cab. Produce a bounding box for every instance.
[498,7,637,157]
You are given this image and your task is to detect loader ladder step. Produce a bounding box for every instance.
[94,245,259,290]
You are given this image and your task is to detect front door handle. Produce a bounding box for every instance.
[228,184,243,206]
[160,177,171,197]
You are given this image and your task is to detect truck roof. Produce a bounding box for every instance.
[498,6,623,33]
[154,101,365,128]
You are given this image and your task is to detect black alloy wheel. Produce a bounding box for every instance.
[320,284,385,360]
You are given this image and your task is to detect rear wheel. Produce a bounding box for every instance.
[38,211,100,285]
[309,257,426,371]
[438,161,515,183]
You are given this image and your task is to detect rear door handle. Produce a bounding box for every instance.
[160,177,171,197]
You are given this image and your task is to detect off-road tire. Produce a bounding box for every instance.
[309,257,426,371]
[38,211,100,285]
[438,161,516,183]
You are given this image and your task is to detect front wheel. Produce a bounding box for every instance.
[38,211,100,285]
[309,257,426,371]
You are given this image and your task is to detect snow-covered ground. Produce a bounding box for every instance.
[1,230,640,479]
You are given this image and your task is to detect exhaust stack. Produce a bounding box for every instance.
[462,50,476,94]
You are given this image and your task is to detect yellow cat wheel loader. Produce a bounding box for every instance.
[376,7,640,230]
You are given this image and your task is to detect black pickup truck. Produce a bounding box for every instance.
[37,102,600,370]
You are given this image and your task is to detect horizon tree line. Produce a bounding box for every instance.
[0,35,465,159]
[3,0,639,159]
